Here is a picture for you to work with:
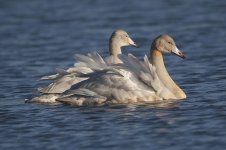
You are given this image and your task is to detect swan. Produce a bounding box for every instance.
[38,30,138,94]
[28,30,138,103]
[55,34,187,106]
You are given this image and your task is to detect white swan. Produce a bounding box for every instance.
[28,30,138,103]
[55,34,187,106]
[38,30,137,93]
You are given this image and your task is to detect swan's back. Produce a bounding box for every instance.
[38,29,138,95]
[56,52,174,106]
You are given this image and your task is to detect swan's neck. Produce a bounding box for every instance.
[109,39,122,56]
[151,49,186,99]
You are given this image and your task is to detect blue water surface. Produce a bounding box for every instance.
[0,0,226,149]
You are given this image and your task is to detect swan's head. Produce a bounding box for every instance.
[152,34,185,59]
[110,29,138,48]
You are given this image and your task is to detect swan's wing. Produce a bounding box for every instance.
[38,61,95,94]
[40,74,60,80]
[40,68,69,80]
[119,54,151,75]
[69,53,157,95]
[60,65,161,105]
[38,75,88,93]
[35,52,165,105]
[25,94,60,103]
[56,88,107,106]
[39,67,125,94]
[40,52,102,80]
[125,54,176,99]
[74,52,107,71]
[40,62,93,80]
[87,52,106,67]
[38,69,90,94]
[119,54,164,94]
[38,52,106,94]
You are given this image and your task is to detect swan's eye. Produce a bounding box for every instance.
[168,42,172,44]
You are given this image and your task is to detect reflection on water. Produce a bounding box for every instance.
[1,0,226,149]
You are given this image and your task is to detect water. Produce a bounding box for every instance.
[0,0,226,149]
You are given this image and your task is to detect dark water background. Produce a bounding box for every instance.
[0,0,226,149]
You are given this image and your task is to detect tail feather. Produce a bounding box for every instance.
[25,94,60,103]
[40,74,59,80]
[56,88,107,106]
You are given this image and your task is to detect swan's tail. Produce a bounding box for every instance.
[25,94,60,103]
[56,88,107,106]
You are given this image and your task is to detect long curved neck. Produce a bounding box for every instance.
[151,49,186,99]
[109,38,122,56]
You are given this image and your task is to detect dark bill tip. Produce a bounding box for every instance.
[179,52,185,59]
[173,51,186,59]
[181,54,185,59]
[131,43,140,48]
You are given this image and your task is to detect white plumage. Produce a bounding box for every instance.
[37,29,138,95]
[55,52,166,105]
[28,34,187,105]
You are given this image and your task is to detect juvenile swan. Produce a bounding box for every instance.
[28,30,138,103]
[55,34,186,106]
[107,29,138,64]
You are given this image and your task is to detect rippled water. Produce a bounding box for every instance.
[1,0,226,149]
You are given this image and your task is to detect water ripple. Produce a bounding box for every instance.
[1,0,226,149]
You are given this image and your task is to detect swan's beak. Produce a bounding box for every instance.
[128,37,139,48]
[172,46,185,59]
